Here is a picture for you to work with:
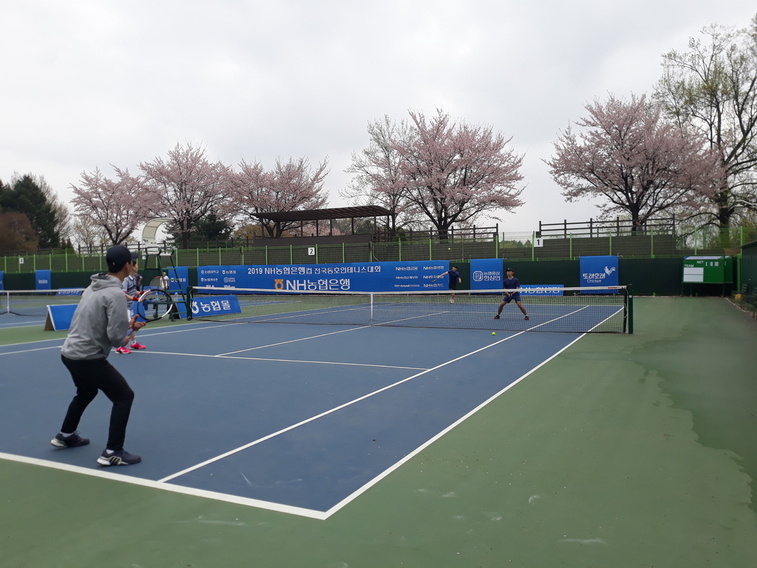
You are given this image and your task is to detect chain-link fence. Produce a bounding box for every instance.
[2,227,754,274]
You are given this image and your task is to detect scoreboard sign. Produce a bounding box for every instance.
[682,256,733,284]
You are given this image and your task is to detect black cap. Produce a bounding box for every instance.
[506,267,514,272]
[106,245,133,273]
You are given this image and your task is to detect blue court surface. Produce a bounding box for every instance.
[0,316,47,329]
[0,319,586,519]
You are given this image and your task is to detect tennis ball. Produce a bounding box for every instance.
[491,332,496,336]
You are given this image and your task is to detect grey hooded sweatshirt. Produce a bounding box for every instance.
[61,273,130,360]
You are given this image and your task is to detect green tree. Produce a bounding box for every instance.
[0,173,69,248]
[164,213,233,245]
[192,212,234,242]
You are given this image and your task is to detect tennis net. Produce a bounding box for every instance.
[189,286,632,333]
[0,289,84,317]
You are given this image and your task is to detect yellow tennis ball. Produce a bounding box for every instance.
[491,332,496,336]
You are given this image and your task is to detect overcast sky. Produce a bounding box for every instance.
[2,1,755,238]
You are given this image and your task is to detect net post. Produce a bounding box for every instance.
[621,286,633,334]
[186,286,194,321]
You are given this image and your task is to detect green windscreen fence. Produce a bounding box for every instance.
[0,257,735,297]
[741,241,757,294]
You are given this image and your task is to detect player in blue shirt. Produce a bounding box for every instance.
[494,267,529,320]
[437,266,462,303]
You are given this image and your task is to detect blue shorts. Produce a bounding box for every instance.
[502,292,521,303]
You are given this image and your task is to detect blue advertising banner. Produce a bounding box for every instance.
[167,266,189,293]
[469,259,503,290]
[191,295,241,318]
[197,261,450,292]
[579,256,619,292]
[36,270,52,290]
[46,304,78,331]
[0,271,3,290]
[56,288,84,296]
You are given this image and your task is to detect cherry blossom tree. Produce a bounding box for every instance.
[344,115,419,237]
[352,109,524,239]
[232,157,329,238]
[70,166,154,245]
[139,143,234,248]
[547,94,723,231]
[655,17,757,240]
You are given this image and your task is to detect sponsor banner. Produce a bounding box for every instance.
[36,269,52,290]
[146,267,188,292]
[197,261,449,292]
[56,288,84,296]
[470,259,503,290]
[168,266,189,293]
[191,295,241,317]
[45,304,78,331]
[519,284,564,296]
[0,271,3,290]
[579,255,619,292]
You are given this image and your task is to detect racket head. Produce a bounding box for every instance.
[135,289,173,321]
[149,276,164,289]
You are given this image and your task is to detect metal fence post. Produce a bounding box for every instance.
[531,232,535,261]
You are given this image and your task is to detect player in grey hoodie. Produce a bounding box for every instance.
[51,245,148,466]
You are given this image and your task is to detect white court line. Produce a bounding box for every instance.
[0,321,247,356]
[0,319,46,329]
[218,310,454,356]
[1,310,594,519]
[588,305,625,332]
[220,326,368,356]
[157,329,530,484]
[525,305,590,331]
[0,328,580,521]
[321,332,589,518]
[137,350,427,371]
[0,451,328,520]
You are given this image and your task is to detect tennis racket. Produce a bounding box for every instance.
[149,275,170,291]
[134,289,173,321]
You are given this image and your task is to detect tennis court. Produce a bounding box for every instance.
[1,314,587,517]
[1,296,756,567]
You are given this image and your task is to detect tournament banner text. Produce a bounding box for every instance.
[197,261,451,292]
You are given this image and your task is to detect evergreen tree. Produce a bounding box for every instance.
[0,174,66,248]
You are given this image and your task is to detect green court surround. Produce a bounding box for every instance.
[1,297,756,568]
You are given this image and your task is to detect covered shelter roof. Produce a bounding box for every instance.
[254,205,391,223]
